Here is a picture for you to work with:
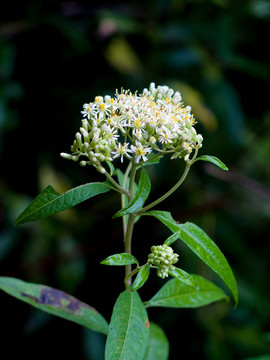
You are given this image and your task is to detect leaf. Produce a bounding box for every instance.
[194,155,229,171]
[0,276,109,334]
[144,211,238,306]
[101,253,139,266]
[106,161,115,176]
[163,230,181,246]
[168,267,195,287]
[144,275,228,308]
[143,322,169,360]
[105,290,150,360]
[132,264,150,291]
[140,154,162,168]
[113,168,151,218]
[15,182,110,225]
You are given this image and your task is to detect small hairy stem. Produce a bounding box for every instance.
[104,170,130,196]
[124,158,138,288]
[137,148,199,215]
[137,160,191,215]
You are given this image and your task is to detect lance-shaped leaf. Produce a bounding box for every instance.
[144,275,228,308]
[193,155,229,171]
[101,253,139,266]
[168,267,195,287]
[132,264,150,291]
[105,290,150,360]
[0,276,109,334]
[15,182,110,225]
[143,322,169,360]
[113,168,151,218]
[144,211,238,306]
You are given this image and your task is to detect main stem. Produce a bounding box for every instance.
[124,158,137,288]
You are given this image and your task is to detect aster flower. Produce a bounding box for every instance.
[112,143,132,162]
[130,141,152,163]
[61,82,203,170]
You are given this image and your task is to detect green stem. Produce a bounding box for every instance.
[124,213,136,288]
[104,170,130,196]
[124,157,138,288]
[136,148,199,215]
[121,162,132,238]
[136,160,191,215]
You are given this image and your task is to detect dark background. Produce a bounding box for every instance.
[1,1,270,359]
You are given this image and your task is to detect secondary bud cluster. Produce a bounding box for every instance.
[61,83,203,171]
[148,244,179,279]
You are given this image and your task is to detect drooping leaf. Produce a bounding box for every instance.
[113,168,151,218]
[144,211,238,306]
[101,253,139,266]
[193,155,229,171]
[15,182,110,225]
[144,275,228,308]
[105,290,150,360]
[132,264,150,291]
[0,276,109,334]
[168,267,195,287]
[143,322,169,360]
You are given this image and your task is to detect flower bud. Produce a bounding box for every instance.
[148,244,179,279]
[75,132,82,146]
[60,152,72,160]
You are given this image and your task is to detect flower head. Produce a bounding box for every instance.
[148,244,179,279]
[61,83,203,169]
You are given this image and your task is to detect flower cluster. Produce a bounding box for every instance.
[147,244,179,279]
[60,83,203,172]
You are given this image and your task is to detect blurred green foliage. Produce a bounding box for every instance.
[0,1,270,359]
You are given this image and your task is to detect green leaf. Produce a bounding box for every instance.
[163,230,181,246]
[194,155,229,171]
[140,154,162,168]
[106,161,115,175]
[101,253,139,266]
[0,276,109,334]
[15,182,110,225]
[132,264,150,291]
[105,290,150,360]
[144,211,238,306]
[113,168,151,218]
[144,275,228,308]
[168,267,196,287]
[143,322,169,360]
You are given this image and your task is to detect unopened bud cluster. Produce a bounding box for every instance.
[61,83,203,172]
[148,244,179,279]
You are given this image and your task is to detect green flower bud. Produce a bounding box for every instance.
[148,244,179,279]
[60,152,72,160]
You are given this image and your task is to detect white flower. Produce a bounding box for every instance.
[158,128,175,144]
[130,141,152,163]
[112,143,132,162]
[81,103,96,119]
